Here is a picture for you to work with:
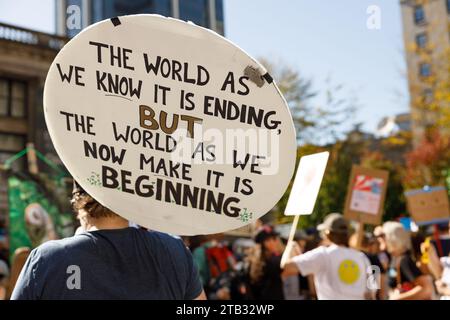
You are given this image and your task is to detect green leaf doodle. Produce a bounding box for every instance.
[86,172,102,187]
[238,208,253,223]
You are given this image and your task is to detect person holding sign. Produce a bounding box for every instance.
[11,182,206,300]
[282,213,374,300]
[22,13,298,300]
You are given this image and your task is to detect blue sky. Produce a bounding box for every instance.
[0,0,409,133]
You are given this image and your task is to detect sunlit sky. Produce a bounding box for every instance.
[0,0,409,133]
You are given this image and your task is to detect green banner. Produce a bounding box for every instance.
[8,175,74,261]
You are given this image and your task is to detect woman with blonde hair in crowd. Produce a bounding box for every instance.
[383,222,434,300]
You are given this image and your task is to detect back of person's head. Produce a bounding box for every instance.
[71,180,118,220]
[253,225,278,246]
[382,221,411,255]
[349,231,378,253]
[437,222,450,235]
[318,213,350,247]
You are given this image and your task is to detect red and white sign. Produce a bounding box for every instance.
[344,166,389,225]
[349,175,384,215]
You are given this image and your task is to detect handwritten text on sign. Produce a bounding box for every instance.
[44,15,296,235]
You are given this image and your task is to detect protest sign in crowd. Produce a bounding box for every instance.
[0,14,449,301]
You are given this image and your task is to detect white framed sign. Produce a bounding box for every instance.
[284,151,329,216]
[44,15,296,235]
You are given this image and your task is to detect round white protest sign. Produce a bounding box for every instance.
[44,15,296,235]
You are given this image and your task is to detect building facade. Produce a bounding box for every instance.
[376,113,411,138]
[400,0,450,144]
[56,0,224,38]
[0,23,68,261]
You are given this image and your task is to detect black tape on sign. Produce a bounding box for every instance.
[262,73,273,84]
[111,17,121,26]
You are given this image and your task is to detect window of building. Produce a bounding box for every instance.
[0,78,27,118]
[415,32,427,49]
[419,63,431,77]
[89,0,172,28]
[0,134,26,171]
[0,80,7,116]
[215,0,224,35]
[179,0,209,28]
[423,88,433,103]
[447,0,450,13]
[11,82,26,117]
[414,5,425,24]
[111,0,171,16]
[0,133,25,153]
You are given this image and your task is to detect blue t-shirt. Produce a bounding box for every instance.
[11,227,202,300]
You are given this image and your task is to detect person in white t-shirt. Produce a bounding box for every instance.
[282,213,373,300]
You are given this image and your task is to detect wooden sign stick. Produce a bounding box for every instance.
[280,214,300,268]
[356,220,365,250]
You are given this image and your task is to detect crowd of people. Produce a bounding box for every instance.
[0,182,449,300]
[185,214,450,300]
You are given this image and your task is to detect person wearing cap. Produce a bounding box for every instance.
[281,213,374,300]
[247,225,286,299]
[11,181,205,300]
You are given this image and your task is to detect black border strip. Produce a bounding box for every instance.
[262,72,273,84]
[111,17,121,26]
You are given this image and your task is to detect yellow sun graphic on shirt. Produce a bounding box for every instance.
[338,259,360,284]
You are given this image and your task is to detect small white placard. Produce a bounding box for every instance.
[284,151,329,216]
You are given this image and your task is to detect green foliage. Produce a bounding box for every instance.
[258,58,317,142]
[258,58,357,145]
[274,128,407,228]
[261,58,407,228]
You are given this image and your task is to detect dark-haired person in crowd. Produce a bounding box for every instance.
[282,213,374,300]
[374,225,390,272]
[247,225,286,299]
[383,222,434,300]
[11,181,205,300]
[350,231,387,299]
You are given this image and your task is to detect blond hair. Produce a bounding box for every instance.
[382,221,411,254]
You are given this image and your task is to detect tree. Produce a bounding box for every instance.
[274,125,408,228]
[258,58,357,144]
[403,129,450,189]
[314,76,358,144]
[258,58,317,142]
[259,58,361,227]
[274,126,367,228]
